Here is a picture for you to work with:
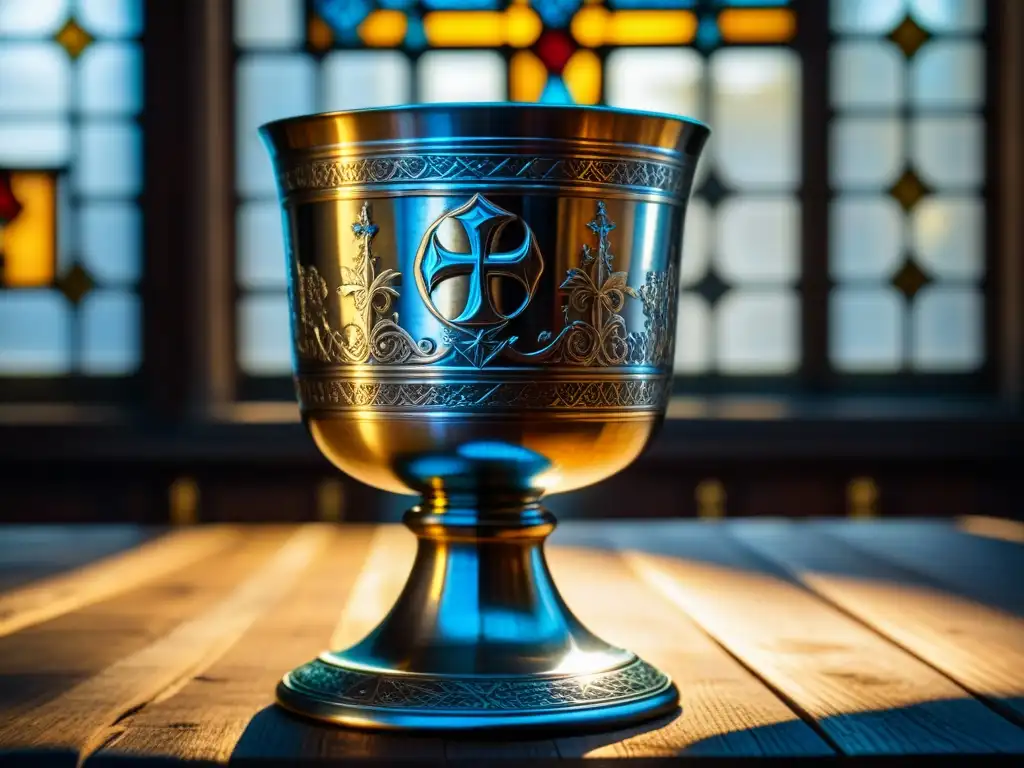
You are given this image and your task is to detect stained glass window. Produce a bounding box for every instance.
[829,0,987,374]
[0,0,144,377]
[232,0,990,389]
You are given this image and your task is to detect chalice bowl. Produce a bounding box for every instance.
[261,104,709,733]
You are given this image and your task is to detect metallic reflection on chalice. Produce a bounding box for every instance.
[261,104,709,733]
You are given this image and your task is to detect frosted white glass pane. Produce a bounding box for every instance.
[674,294,710,373]
[679,198,710,287]
[717,291,798,373]
[912,116,983,187]
[238,201,286,288]
[831,41,903,109]
[0,0,68,35]
[912,197,983,279]
[911,41,983,108]
[236,54,316,196]
[76,0,142,37]
[831,117,903,188]
[831,197,904,280]
[605,48,703,120]
[78,42,142,114]
[830,288,903,372]
[711,49,799,188]
[0,44,70,114]
[831,0,907,32]
[717,197,798,284]
[81,202,140,284]
[233,0,302,48]
[417,51,505,103]
[239,293,292,374]
[323,51,411,111]
[910,0,985,32]
[0,122,71,167]
[80,290,139,374]
[74,121,141,195]
[0,291,71,374]
[912,286,983,370]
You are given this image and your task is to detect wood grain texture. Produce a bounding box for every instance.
[547,531,833,759]
[0,525,239,638]
[616,521,1024,755]
[0,526,331,765]
[731,521,1024,726]
[90,524,382,766]
[0,526,158,593]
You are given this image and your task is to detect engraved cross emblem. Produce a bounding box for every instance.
[418,194,543,328]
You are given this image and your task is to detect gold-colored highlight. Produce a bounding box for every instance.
[424,6,541,48]
[316,479,345,522]
[359,10,408,48]
[1,172,56,288]
[563,49,601,105]
[696,479,726,519]
[719,8,796,43]
[571,7,696,47]
[169,477,200,526]
[308,15,334,51]
[510,50,547,102]
[957,515,1024,544]
[847,477,879,519]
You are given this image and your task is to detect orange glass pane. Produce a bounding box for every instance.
[425,6,541,48]
[308,15,334,51]
[719,9,796,44]
[564,50,601,105]
[571,7,696,47]
[1,172,56,288]
[510,51,547,102]
[359,10,407,48]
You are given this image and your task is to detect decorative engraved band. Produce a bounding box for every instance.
[296,375,672,413]
[282,656,671,712]
[280,153,689,197]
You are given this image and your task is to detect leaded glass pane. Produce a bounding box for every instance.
[237,201,287,289]
[80,202,140,284]
[78,42,142,114]
[0,0,68,36]
[234,0,303,48]
[911,286,983,370]
[239,293,292,375]
[80,289,139,373]
[0,44,71,114]
[911,197,983,279]
[716,197,798,284]
[417,50,506,102]
[322,51,411,111]
[0,290,71,373]
[717,290,799,373]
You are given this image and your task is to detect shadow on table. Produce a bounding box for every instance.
[227,697,1024,766]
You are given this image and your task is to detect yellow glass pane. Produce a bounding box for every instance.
[564,50,601,105]
[308,15,334,52]
[719,9,796,44]
[571,7,696,47]
[510,51,546,102]
[1,172,56,288]
[425,7,541,48]
[359,10,407,48]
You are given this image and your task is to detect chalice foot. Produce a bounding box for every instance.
[277,494,677,733]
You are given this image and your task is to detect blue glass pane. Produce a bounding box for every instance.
[404,14,427,51]
[239,293,292,374]
[0,291,71,374]
[378,0,416,8]
[74,121,141,195]
[0,43,70,115]
[80,290,140,373]
[233,0,303,47]
[314,0,371,43]
[423,0,500,8]
[540,76,574,104]
[79,42,142,115]
[534,0,580,27]
[75,0,143,38]
[610,1,694,7]
[80,202,140,284]
[0,122,71,167]
[715,0,789,5]
[0,0,69,36]
[696,15,720,49]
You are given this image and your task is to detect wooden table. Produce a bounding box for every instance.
[0,518,1022,765]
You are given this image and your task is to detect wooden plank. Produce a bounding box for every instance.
[0,526,159,593]
[0,525,333,765]
[92,524,448,766]
[548,526,833,759]
[615,521,1024,755]
[0,525,240,638]
[0,527,284,714]
[817,519,1024,617]
[958,515,1024,545]
[731,521,1024,726]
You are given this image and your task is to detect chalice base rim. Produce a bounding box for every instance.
[275,655,679,734]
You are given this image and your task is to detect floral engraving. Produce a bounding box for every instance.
[284,656,670,711]
[627,263,678,367]
[296,377,671,411]
[294,202,442,365]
